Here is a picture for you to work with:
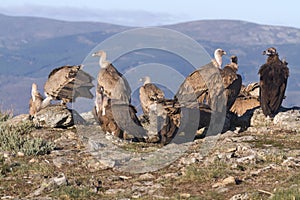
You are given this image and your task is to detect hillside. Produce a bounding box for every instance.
[0,14,299,114]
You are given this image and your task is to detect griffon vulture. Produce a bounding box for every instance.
[258,47,289,117]
[29,83,44,118]
[220,55,242,111]
[43,65,94,107]
[93,86,146,140]
[231,81,260,116]
[175,48,227,108]
[139,76,165,117]
[92,50,131,103]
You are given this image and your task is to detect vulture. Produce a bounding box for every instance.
[240,82,260,98]
[92,50,146,140]
[29,83,44,118]
[155,99,212,144]
[175,48,227,108]
[93,86,146,140]
[139,76,165,117]
[92,50,131,103]
[231,82,260,116]
[220,55,242,111]
[43,65,94,107]
[258,47,289,117]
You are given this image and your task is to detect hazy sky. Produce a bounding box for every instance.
[0,0,299,28]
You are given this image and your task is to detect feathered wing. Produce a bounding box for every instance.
[175,62,217,104]
[220,67,242,110]
[44,65,94,103]
[139,83,165,116]
[97,64,131,103]
[230,97,260,116]
[259,62,289,116]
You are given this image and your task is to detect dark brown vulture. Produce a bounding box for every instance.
[29,83,44,118]
[175,48,227,108]
[92,50,131,103]
[139,76,165,117]
[43,65,94,107]
[258,47,289,117]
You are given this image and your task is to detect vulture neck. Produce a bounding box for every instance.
[31,86,37,101]
[143,77,151,85]
[267,54,280,64]
[214,53,223,68]
[99,52,110,69]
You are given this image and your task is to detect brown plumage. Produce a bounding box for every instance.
[43,65,94,107]
[93,86,146,140]
[139,76,165,117]
[175,48,227,109]
[258,47,289,117]
[221,55,242,111]
[240,82,260,98]
[153,99,212,144]
[29,83,44,118]
[230,96,260,116]
[92,50,131,103]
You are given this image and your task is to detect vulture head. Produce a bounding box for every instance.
[214,48,227,68]
[230,55,238,64]
[282,57,288,65]
[139,76,151,85]
[92,50,110,68]
[263,47,277,56]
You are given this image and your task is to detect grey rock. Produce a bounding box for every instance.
[230,193,249,200]
[105,188,126,195]
[273,108,300,131]
[27,173,67,197]
[80,111,98,125]
[33,105,83,128]
[250,108,273,127]
[139,173,155,181]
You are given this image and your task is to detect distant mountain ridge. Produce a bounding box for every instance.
[0,14,299,114]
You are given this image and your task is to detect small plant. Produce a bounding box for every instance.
[271,187,300,200]
[0,121,55,155]
[0,109,13,122]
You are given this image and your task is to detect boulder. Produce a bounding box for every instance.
[32,105,85,128]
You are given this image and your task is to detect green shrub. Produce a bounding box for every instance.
[0,110,12,122]
[0,121,55,155]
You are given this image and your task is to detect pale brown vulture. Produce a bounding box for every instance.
[230,96,260,116]
[220,55,242,111]
[29,83,44,118]
[43,65,94,107]
[258,47,289,117]
[240,82,260,98]
[139,76,165,117]
[175,48,227,108]
[92,50,131,103]
[230,81,260,116]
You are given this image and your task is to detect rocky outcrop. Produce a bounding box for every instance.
[32,105,85,128]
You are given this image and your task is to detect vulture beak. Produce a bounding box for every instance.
[223,50,227,55]
[262,51,267,55]
[92,53,97,57]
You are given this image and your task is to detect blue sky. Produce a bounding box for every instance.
[0,0,299,28]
